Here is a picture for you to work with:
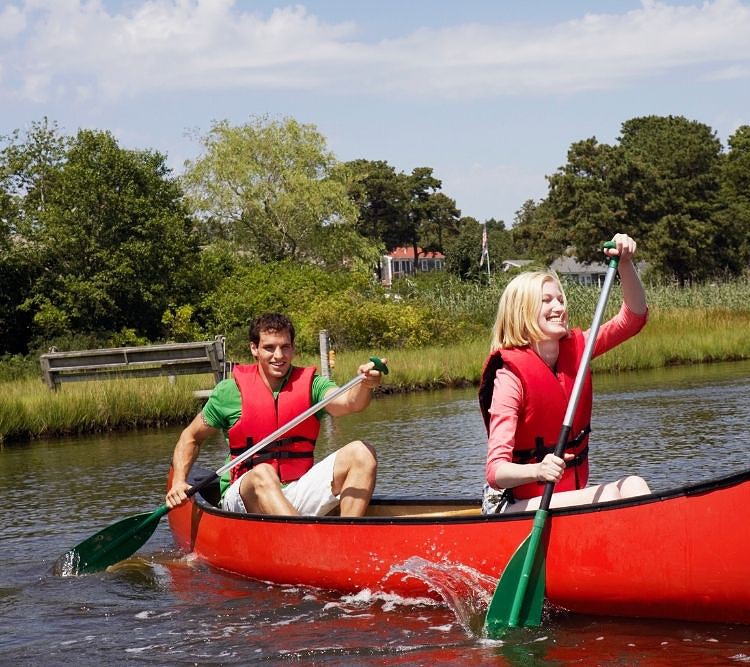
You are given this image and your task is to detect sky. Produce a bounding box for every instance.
[2,0,750,226]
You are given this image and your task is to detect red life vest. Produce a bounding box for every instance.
[478,329,592,500]
[227,364,320,485]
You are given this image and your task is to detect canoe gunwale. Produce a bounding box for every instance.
[184,465,750,525]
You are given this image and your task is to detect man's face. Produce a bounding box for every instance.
[250,328,295,389]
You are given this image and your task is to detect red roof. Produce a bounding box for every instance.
[386,246,445,260]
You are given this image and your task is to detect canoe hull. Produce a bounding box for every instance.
[167,468,750,625]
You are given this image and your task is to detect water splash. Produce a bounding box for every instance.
[388,556,497,637]
[51,549,80,577]
[339,586,440,611]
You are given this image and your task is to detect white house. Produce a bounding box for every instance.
[550,256,609,286]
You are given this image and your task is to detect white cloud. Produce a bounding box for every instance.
[2,0,750,102]
[0,4,26,40]
[709,64,750,80]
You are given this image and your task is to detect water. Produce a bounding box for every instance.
[2,361,750,665]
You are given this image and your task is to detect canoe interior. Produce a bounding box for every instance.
[187,468,483,518]
[186,465,750,521]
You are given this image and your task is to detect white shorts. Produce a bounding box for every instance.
[221,451,340,516]
[481,483,514,514]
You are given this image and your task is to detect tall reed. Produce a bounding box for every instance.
[0,376,207,444]
[3,277,750,443]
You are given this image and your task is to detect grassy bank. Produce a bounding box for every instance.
[0,375,205,444]
[3,305,749,444]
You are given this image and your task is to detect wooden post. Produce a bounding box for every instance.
[40,349,57,390]
[319,330,331,379]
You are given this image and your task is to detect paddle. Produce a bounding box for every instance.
[484,244,620,638]
[53,357,389,576]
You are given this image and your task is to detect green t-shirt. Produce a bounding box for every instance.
[202,367,338,495]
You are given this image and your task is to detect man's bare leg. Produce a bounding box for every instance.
[240,464,299,515]
[331,440,378,517]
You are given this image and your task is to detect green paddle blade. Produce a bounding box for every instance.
[485,519,548,638]
[53,505,168,576]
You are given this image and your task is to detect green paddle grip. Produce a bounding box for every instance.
[369,356,389,375]
[603,240,620,269]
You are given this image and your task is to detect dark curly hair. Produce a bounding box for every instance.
[249,313,295,346]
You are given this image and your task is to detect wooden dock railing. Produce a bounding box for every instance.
[39,336,227,391]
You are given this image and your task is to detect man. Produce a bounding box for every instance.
[165,312,385,517]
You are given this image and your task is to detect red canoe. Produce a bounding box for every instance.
[167,466,750,626]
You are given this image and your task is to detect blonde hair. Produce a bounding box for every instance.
[490,270,567,352]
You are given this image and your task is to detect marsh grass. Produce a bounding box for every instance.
[0,375,210,444]
[609,308,750,369]
[311,340,488,392]
[299,302,750,388]
[3,277,750,443]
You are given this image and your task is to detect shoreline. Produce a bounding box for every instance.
[2,341,749,444]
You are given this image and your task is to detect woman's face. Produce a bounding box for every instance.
[537,279,568,340]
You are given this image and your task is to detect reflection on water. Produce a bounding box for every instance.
[317,385,488,497]
[1,360,750,664]
[592,361,750,488]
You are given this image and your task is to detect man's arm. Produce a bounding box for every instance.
[165,413,218,508]
[323,359,386,417]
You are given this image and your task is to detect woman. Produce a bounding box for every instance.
[479,233,651,514]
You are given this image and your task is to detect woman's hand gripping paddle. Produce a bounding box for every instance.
[53,357,388,576]
[484,246,620,638]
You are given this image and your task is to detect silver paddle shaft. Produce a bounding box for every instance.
[560,258,619,432]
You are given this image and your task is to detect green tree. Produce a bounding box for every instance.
[617,115,724,282]
[403,167,442,268]
[419,191,461,253]
[445,217,518,280]
[510,199,546,259]
[0,245,37,354]
[0,119,68,353]
[516,115,735,283]
[524,137,634,265]
[336,159,406,250]
[338,160,460,270]
[23,129,200,343]
[716,125,750,274]
[484,217,518,266]
[444,216,484,279]
[1,117,68,236]
[183,115,380,270]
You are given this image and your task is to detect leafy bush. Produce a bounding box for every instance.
[205,260,372,357]
[298,291,463,352]
[0,354,38,381]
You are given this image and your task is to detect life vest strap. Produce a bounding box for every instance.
[229,435,316,456]
[513,426,592,465]
[517,442,589,469]
[250,450,315,464]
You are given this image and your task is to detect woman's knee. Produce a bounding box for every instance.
[596,483,622,503]
[618,475,651,498]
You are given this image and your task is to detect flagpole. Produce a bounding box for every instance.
[480,223,491,278]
